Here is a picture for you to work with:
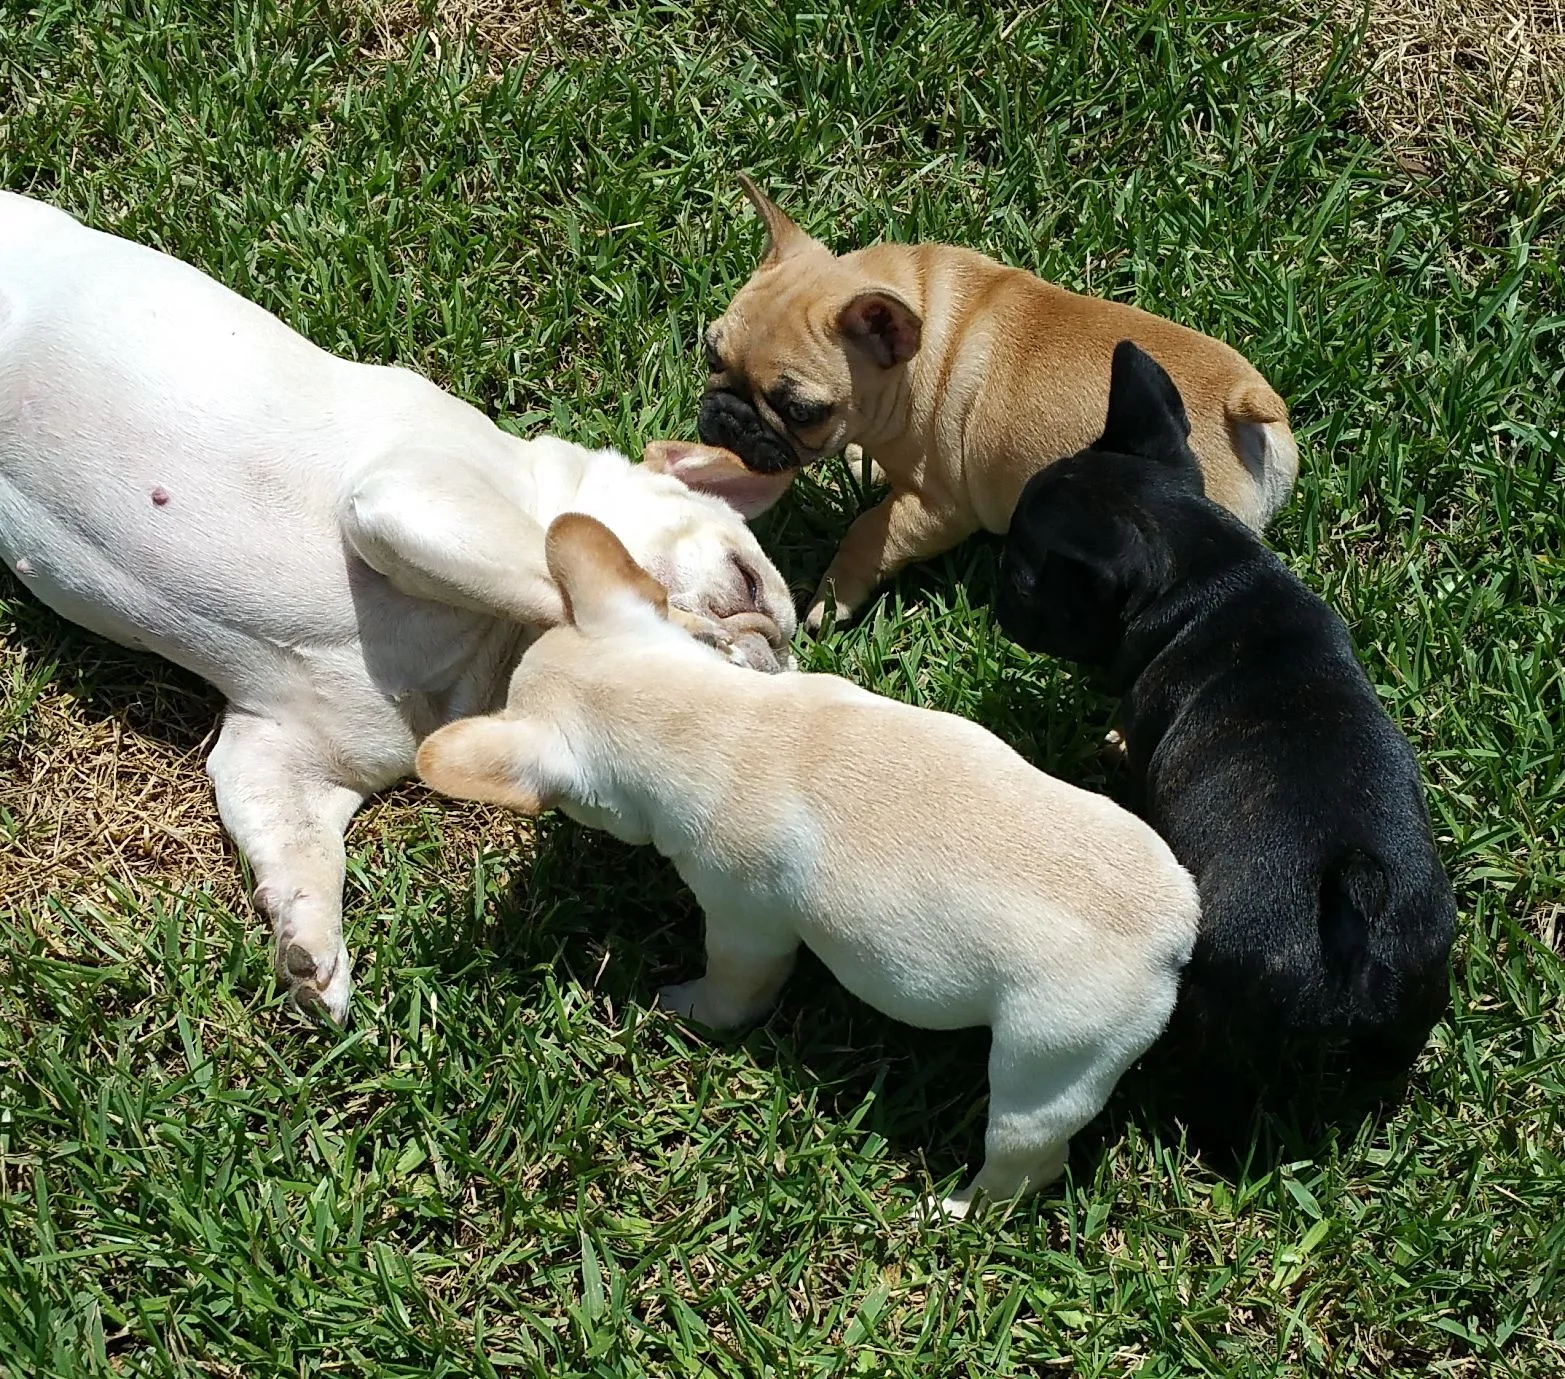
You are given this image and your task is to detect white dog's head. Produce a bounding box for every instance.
[416,511,769,836]
[607,441,798,659]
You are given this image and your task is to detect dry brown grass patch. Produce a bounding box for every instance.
[2,590,524,969]
[1321,0,1565,181]
[347,0,595,70]
[1,634,235,919]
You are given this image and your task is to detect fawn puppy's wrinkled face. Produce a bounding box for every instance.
[996,341,1204,665]
[698,177,923,476]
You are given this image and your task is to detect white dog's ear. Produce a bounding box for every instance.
[416,716,556,815]
[642,440,796,518]
[545,512,669,633]
[738,174,824,266]
[839,289,922,367]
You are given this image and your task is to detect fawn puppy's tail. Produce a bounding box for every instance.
[1224,377,1298,524]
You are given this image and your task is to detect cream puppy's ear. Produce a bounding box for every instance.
[545,512,670,635]
[737,173,825,266]
[416,717,556,814]
[642,440,796,519]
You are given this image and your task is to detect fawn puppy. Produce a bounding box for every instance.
[996,342,1455,1093]
[418,513,1200,1216]
[698,176,1297,629]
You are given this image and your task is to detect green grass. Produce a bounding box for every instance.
[2,0,1563,1374]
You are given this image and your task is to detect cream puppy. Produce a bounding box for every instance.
[0,191,796,1021]
[418,514,1200,1216]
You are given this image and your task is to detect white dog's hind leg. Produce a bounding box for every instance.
[207,711,367,1023]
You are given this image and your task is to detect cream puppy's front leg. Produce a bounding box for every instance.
[658,902,801,1029]
[341,452,565,627]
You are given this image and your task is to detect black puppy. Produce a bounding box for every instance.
[996,341,1455,1097]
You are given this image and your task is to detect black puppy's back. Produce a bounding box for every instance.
[997,341,1456,1102]
[1127,532,1454,1074]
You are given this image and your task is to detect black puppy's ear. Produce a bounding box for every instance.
[1098,340,1193,460]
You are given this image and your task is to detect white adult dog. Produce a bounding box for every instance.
[0,191,798,1021]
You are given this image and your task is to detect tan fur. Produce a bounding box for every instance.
[418,515,1200,1217]
[546,511,670,628]
[705,179,1299,628]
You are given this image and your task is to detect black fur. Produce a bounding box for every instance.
[697,388,800,474]
[996,341,1456,1101]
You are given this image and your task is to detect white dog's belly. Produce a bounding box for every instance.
[0,192,528,789]
[0,453,520,787]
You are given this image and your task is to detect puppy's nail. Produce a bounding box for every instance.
[283,942,318,978]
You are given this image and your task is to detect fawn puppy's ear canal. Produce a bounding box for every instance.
[642,440,797,519]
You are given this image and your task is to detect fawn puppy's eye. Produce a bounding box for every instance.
[704,337,724,371]
[778,396,830,428]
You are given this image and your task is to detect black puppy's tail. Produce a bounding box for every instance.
[1319,851,1386,989]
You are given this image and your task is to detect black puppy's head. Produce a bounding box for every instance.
[996,341,1203,666]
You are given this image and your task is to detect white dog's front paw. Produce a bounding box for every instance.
[278,938,353,1025]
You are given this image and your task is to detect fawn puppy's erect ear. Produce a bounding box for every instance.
[737,174,825,267]
[416,716,557,814]
[1098,340,1195,461]
[545,513,670,635]
[839,289,923,368]
[642,440,797,518]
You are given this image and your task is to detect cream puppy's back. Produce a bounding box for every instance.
[420,513,1199,1215]
[555,650,1196,1030]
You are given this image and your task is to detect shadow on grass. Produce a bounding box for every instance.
[489,810,1426,1221]
[1,567,225,755]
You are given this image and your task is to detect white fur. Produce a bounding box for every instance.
[0,192,794,1020]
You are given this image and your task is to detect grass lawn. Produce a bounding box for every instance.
[2,1,1562,1374]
